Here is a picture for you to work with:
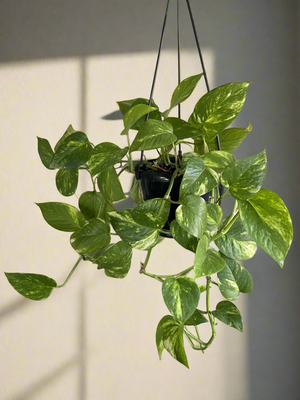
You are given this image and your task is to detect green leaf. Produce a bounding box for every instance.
[137,198,170,225]
[162,277,200,323]
[70,218,110,254]
[221,150,267,200]
[50,132,92,169]
[55,168,79,197]
[130,119,177,153]
[97,167,126,202]
[179,157,219,199]
[120,98,161,131]
[206,122,252,153]
[206,203,223,231]
[89,142,128,176]
[170,220,198,253]
[189,82,250,141]
[200,151,235,173]
[37,137,55,169]
[164,118,200,140]
[108,209,159,250]
[95,241,132,278]
[238,189,293,267]
[36,202,86,232]
[215,215,257,260]
[193,235,209,279]
[5,272,57,301]
[156,315,189,368]
[218,255,253,300]
[54,124,77,152]
[176,194,207,238]
[130,177,143,205]
[184,309,208,326]
[121,103,157,135]
[194,247,225,278]
[79,191,114,222]
[212,301,243,332]
[163,74,203,118]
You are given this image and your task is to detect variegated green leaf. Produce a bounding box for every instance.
[97,166,126,202]
[162,277,200,323]
[130,119,177,153]
[238,189,293,267]
[206,122,252,153]
[179,157,219,199]
[189,82,250,141]
[194,247,225,278]
[95,241,132,278]
[50,132,92,169]
[156,315,189,368]
[79,191,114,222]
[56,168,78,197]
[184,309,208,326]
[36,202,86,232]
[5,272,57,301]
[163,73,203,117]
[170,220,198,253]
[200,151,235,173]
[206,203,223,231]
[37,137,55,169]
[121,103,157,135]
[221,150,267,200]
[164,118,199,140]
[70,218,110,254]
[176,194,207,238]
[217,255,253,300]
[215,215,257,260]
[193,235,209,279]
[212,301,243,332]
[89,142,128,176]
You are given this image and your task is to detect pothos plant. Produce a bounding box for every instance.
[5,74,293,368]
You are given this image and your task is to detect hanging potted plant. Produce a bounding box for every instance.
[4,73,293,368]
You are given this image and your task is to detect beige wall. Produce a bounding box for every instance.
[1,1,299,399]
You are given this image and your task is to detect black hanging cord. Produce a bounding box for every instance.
[177,0,182,158]
[186,0,221,153]
[135,0,171,179]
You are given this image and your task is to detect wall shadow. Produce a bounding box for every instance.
[1,1,300,399]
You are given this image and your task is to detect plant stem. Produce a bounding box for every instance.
[56,256,83,288]
[125,133,133,173]
[211,210,239,242]
[158,168,179,215]
[205,276,216,348]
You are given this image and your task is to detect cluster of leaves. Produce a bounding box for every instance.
[5,75,293,368]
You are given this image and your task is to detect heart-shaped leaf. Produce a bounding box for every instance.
[179,157,219,199]
[5,272,57,301]
[163,73,203,118]
[54,124,77,152]
[130,119,177,153]
[79,191,114,222]
[89,142,128,176]
[200,151,235,173]
[221,150,267,200]
[36,202,86,232]
[206,122,252,153]
[170,220,198,253]
[164,118,200,140]
[97,166,126,202]
[193,235,209,279]
[215,215,257,260]
[189,82,250,141]
[238,189,293,267]
[162,277,200,323]
[121,103,157,135]
[56,168,79,197]
[156,315,189,368]
[37,137,55,169]
[217,255,253,300]
[95,241,132,278]
[184,309,208,326]
[176,194,207,238]
[70,218,110,254]
[212,301,243,332]
[50,132,92,169]
[206,203,223,231]
[194,247,225,278]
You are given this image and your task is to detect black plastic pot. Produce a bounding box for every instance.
[135,161,210,238]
